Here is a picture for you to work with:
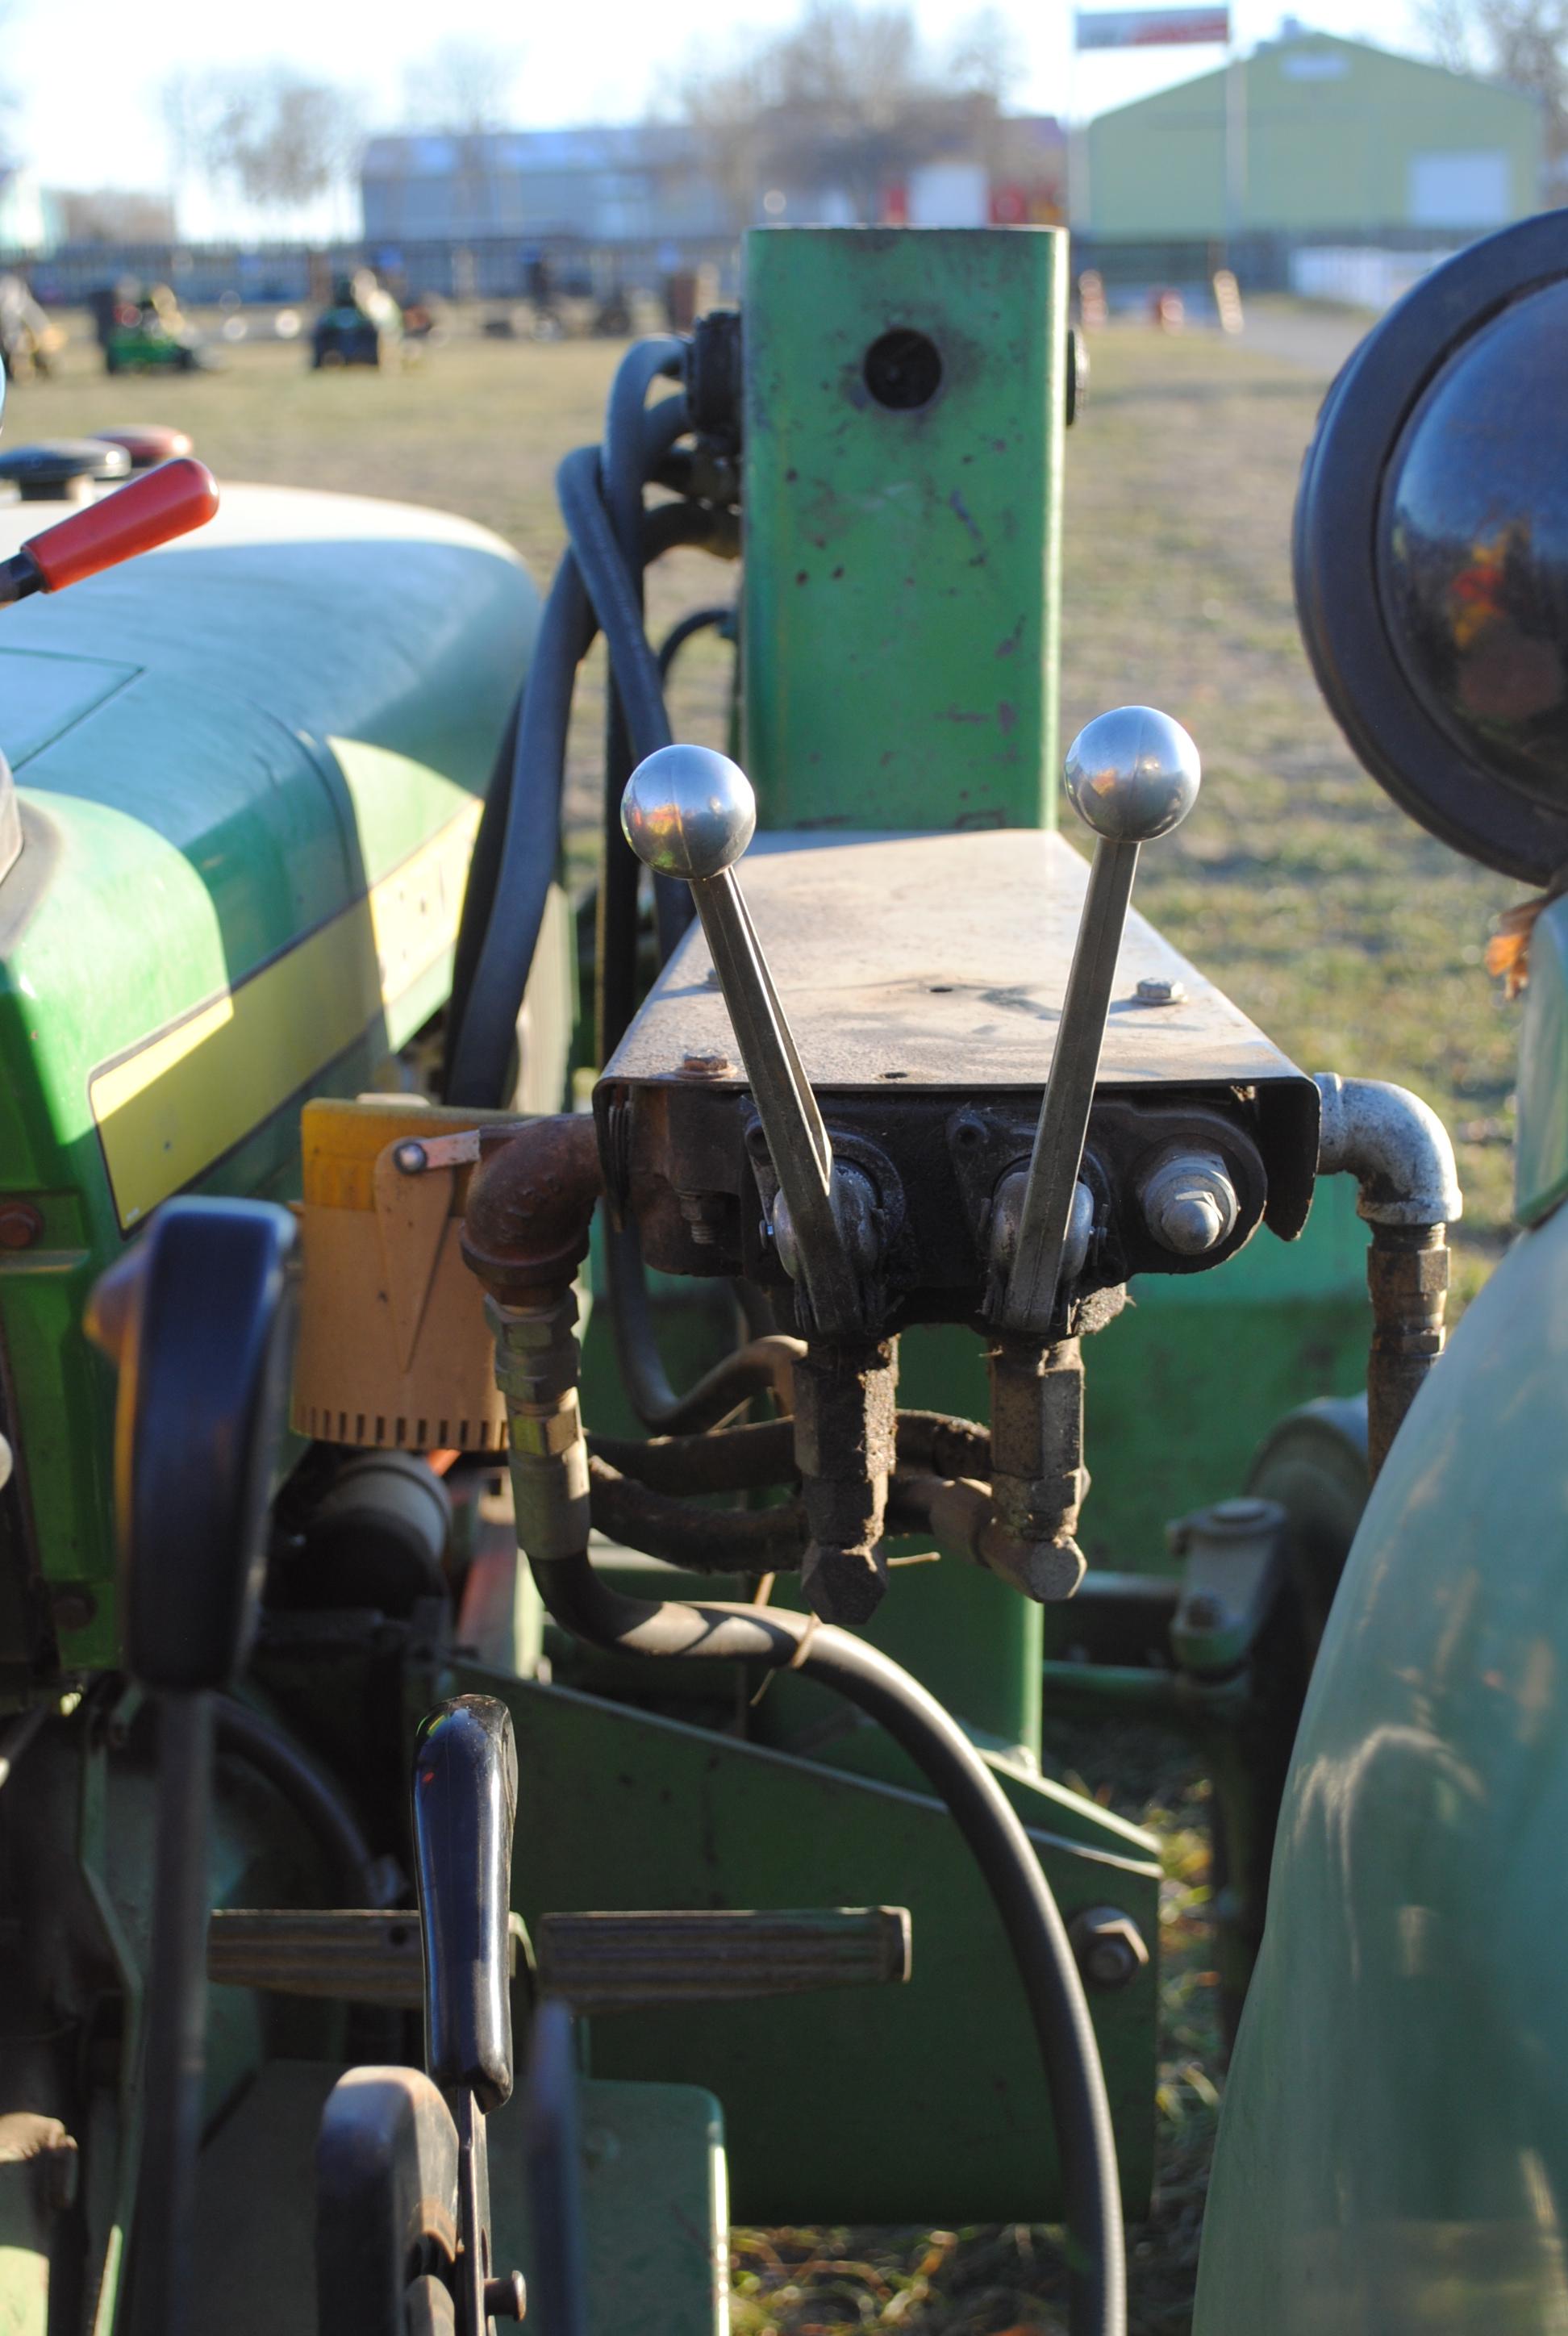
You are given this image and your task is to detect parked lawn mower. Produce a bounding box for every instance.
[311,270,405,369]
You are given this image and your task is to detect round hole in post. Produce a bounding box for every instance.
[863,328,943,411]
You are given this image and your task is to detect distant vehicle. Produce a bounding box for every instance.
[0,275,63,382]
[90,282,202,378]
[311,271,403,369]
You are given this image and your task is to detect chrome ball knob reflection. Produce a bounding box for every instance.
[1064,706,1201,842]
[622,745,757,881]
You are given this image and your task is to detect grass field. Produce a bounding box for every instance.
[10,307,1528,2330]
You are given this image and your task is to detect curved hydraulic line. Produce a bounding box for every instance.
[528,1547,1126,2336]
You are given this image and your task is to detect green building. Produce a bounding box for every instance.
[1081,27,1543,243]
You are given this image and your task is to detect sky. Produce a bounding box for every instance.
[8,0,1431,236]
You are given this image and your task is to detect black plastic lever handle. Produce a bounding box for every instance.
[411,1696,519,2113]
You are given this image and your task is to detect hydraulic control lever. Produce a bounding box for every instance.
[0,455,217,604]
[984,709,1200,1604]
[997,705,1201,1336]
[411,1696,527,2334]
[85,1197,298,2336]
[622,744,874,1341]
[623,744,895,1623]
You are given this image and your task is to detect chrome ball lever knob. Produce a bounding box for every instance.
[1064,705,1201,842]
[621,744,757,882]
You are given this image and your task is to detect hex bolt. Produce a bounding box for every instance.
[1140,1149,1239,1260]
[1069,1905,1151,1992]
[1134,976,1187,1007]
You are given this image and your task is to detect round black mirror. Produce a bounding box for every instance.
[1295,210,1568,882]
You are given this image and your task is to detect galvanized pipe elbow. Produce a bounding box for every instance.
[1314,1073,1462,1228]
[1315,1073,1462,1479]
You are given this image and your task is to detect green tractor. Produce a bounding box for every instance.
[0,211,1558,2336]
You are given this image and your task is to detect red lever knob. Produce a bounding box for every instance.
[22,457,218,592]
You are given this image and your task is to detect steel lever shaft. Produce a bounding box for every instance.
[999,707,1200,1336]
[411,1695,522,2336]
[623,745,865,1337]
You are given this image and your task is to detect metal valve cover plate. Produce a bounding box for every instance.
[605,829,1308,1096]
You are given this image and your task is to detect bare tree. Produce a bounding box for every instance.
[161,65,362,216]
[670,0,1022,227]
[401,39,522,135]
[1416,0,1568,152]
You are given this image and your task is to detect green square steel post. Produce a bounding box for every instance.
[741,226,1068,832]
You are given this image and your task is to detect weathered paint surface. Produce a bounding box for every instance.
[1516,895,1568,1228]
[741,226,1066,833]
[1196,1195,1568,2334]
[0,485,537,1673]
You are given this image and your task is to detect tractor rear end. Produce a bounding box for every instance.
[0,215,1527,2336]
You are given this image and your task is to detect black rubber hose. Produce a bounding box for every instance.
[602,345,689,976]
[446,498,736,1107]
[600,357,692,1022]
[529,1549,1125,2336]
[445,549,594,1106]
[215,1696,388,1908]
[558,445,674,770]
[607,1220,803,1431]
[589,1408,990,1496]
[657,603,734,681]
[588,1454,805,1570]
[445,694,519,1066]
[603,337,686,563]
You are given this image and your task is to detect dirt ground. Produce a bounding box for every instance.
[6,299,1523,2332]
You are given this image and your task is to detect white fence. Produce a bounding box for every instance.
[1288,244,1457,312]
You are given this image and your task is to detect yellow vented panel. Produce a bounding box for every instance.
[292,1095,518,1451]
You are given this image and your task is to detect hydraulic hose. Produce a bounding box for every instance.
[657,603,734,681]
[445,694,519,1064]
[590,1408,991,1496]
[603,336,686,563]
[445,553,594,1105]
[528,1547,1126,2336]
[607,1220,803,1431]
[587,1454,806,1571]
[215,1696,389,1908]
[599,344,691,1005]
[445,496,736,1108]
[558,446,673,769]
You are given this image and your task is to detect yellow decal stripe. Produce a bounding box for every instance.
[91,799,482,1228]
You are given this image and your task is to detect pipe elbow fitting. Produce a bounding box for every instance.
[461,1113,604,1301]
[1314,1073,1462,1228]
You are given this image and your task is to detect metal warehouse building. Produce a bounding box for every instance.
[1081,27,1543,242]
[361,127,729,247]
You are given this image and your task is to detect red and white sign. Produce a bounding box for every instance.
[1074,7,1230,48]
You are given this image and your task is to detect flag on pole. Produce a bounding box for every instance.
[1074,6,1230,48]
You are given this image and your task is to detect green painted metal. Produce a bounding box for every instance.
[0,488,537,1684]
[741,226,1067,833]
[189,2060,728,2336]
[1194,1198,1568,2334]
[499,2079,728,2336]
[1515,894,1568,1227]
[1087,1177,1370,1566]
[456,1662,1161,2223]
